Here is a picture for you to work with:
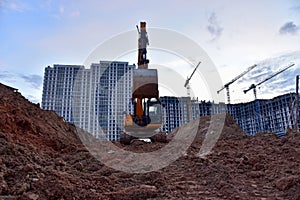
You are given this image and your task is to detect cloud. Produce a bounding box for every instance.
[58,5,64,14]
[279,21,299,35]
[292,5,300,12]
[20,74,43,90]
[0,71,43,103]
[0,71,42,90]
[25,95,40,104]
[0,0,28,12]
[237,64,271,84]
[0,70,17,82]
[70,10,80,17]
[51,4,64,19]
[51,4,80,19]
[206,12,223,41]
[0,70,11,79]
[237,51,300,97]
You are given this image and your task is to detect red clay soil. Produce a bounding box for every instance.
[0,82,299,200]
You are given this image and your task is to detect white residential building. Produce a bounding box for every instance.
[42,61,135,140]
[42,64,84,122]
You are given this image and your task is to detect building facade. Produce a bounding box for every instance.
[160,96,190,132]
[227,93,299,136]
[42,64,84,123]
[42,61,135,140]
[91,61,134,140]
[191,100,226,118]
[161,94,299,136]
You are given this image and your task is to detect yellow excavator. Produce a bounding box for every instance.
[120,22,167,144]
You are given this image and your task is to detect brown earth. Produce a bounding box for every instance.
[0,82,299,200]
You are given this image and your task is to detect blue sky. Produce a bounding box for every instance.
[0,0,300,103]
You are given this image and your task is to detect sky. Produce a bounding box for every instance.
[0,0,300,104]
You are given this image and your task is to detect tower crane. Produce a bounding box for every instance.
[217,64,257,104]
[243,63,295,100]
[184,61,201,96]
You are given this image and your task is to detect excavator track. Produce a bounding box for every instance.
[120,132,133,145]
[120,131,167,145]
[150,132,167,143]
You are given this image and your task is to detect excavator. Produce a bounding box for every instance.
[120,22,167,144]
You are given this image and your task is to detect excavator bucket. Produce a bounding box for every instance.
[132,69,159,100]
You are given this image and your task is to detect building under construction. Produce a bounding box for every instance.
[160,96,191,132]
[227,93,299,136]
[163,94,299,136]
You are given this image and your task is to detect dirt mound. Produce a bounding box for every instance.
[0,83,81,153]
[0,82,300,199]
[0,83,106,199]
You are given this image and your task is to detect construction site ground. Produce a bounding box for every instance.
[0,83,300,200]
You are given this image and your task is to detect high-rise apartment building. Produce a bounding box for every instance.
[42,64,84,122]
[90,61,134,140]
[42,61,135,140]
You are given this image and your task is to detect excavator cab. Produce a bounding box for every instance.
[123,98,162,136]
[132,98,162,127]
[121,99,165,144]
[148,100,162,124]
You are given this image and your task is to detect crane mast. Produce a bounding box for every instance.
[243,63,295,100]
[217,64,257,104]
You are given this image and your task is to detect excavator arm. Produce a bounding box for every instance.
[137,21,149,68]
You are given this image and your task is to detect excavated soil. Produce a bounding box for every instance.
[0,82,300,200]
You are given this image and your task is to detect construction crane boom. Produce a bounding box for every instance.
[184,61,201,88]
[217,64,257,104]
[217,64,257,93]
[243,63,295,99]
